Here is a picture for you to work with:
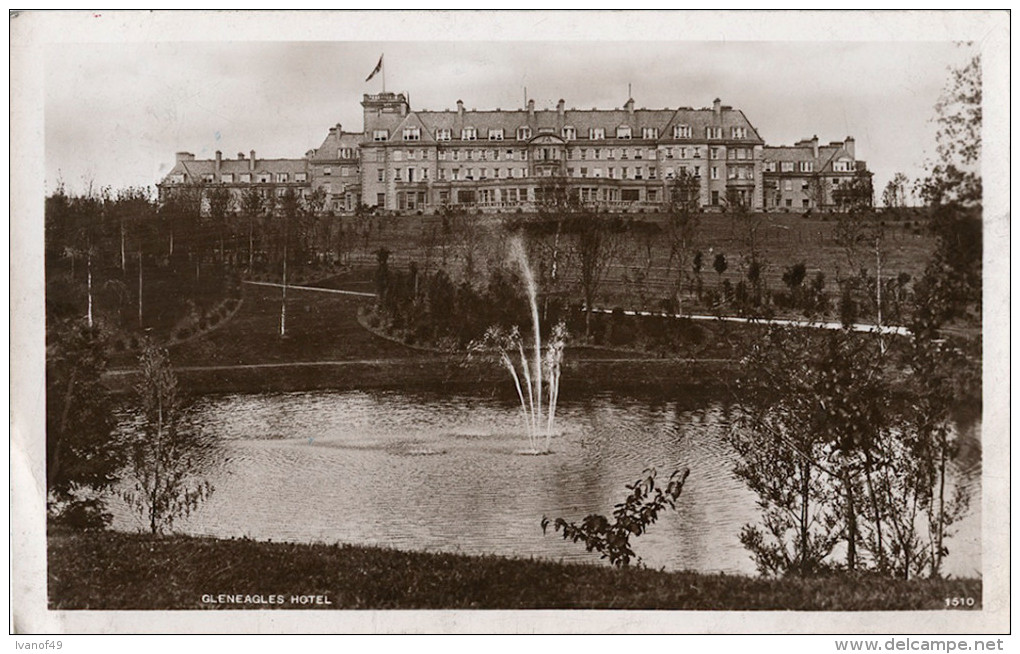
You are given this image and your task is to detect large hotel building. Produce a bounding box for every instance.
[160,92,868,214]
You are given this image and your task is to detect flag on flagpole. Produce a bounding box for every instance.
[365,55,383,82]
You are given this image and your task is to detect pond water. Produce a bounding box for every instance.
[110,389,982,576]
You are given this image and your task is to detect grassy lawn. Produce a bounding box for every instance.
[48,528,979,611]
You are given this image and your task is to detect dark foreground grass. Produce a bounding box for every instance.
[49,528,979,611]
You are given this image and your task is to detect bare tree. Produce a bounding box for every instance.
[664,170,701,314]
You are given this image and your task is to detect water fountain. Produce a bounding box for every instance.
[480,237,567,454]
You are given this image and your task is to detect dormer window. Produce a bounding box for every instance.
[202,174,214,183]
[731,126,748,139]
[589,127,606,140]
[562,126,576,141]
[707,127,723,139]
[763,162,776,172]
[799,161,813,172]
[222,173,234,183]
[240,173,251,183]
[488,128,504,141]
[170,174,185,184]
[516,126,531,141]
[781,162,795,172]
[673,125,692,139]
[276,173,289,183]
[296,172,307,182]
[617,125,632,139]
[338,148,354,159]
[641,127,658,139]
[462,127,477,141]
[832,160,853,172]
[403,127,421,141]
[257,173,271,183]
[373,129,388,141]
[436,128,452,141]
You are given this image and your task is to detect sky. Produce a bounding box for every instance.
[39,12,983,203]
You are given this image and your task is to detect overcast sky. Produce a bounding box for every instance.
[41,13,980,202]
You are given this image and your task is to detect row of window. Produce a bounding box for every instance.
[378,165,754,183]
[376,124,751,143]
[763,161,815,173]
[369,145,725,163]
[182,172,309,184]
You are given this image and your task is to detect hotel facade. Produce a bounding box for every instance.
[159,92,869,215]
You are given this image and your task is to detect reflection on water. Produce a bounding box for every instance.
[109,389,981,576]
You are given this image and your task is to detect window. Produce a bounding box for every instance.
[580,167,588,177]
[221,173,233,183]
[466,150,474,161]
[373,129,388,141]
[673,124,692,139]
[784,180,793,191]
[488,128,504,141]
[520,150,528,161]
[562,126,576,140]
[589,127,606,140]
[608,167,616,179]
[634,148,642,159]
[338,148,354,159]
[377,168,384,182]
[710,166,719,180]
[642,127,658,139]
[665,167,675,179]
[731,126,748,139]
[516,126,531,140]
[276,188,286,197]
[617,125,632,139]
[436,128,452,141]
[462,127,477,141]
[257,173,271,183]
[679,147,687,159]
[296,173,307,182]
[240,173,251,183]
[202,173,214,183]
[438,150,447,161]
[763,162,776,172]
[692,147,702,158]
[492,150,500,161]
[377,193,385,206]
[393,150,404,162]
[664,148,673,159]
[832,160,853,172]
[693,165,701,176]
[622,167,629,179]
[438,168,447,181]
[648,149,656,160]
[393,168,402,182]
[799,161,813,172]
[452,168,460,180]
[712,191,719,205]
[403,127,421,141]
[452,150,460,161]
[634,168,642,180]
[781,162,795,172]
[340,166,350,176]
[567,168,574,177]
[593,168,602,178]
[707,127,723,139]
[648,167,657,180]
[710,147,720,160]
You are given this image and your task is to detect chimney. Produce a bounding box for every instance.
[527,99,535,117]
[237,152,245,160]
[250,150,256,172]
[456,99,464,116]
[713,98,721,116]
[557,98,565,116]
[624,97,634,114]
[215,150,222,177]
[844,136,856,159]
[811,135,819,159]
[175,152,195,162]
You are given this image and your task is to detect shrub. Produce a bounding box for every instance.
[542,468,690,567]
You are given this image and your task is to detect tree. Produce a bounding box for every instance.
[882,173,909,210]
[915,54,982,325]
[664,170,701,314]
[206,186,233,264]
[46,320,123,527]
[122,343,215,535]
[278,187,301,336]
[574,209,621,338]
[240,186,266,272]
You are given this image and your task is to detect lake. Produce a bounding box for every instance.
[109,388,981,577]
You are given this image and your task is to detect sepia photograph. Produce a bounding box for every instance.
[10,9,1009,638]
